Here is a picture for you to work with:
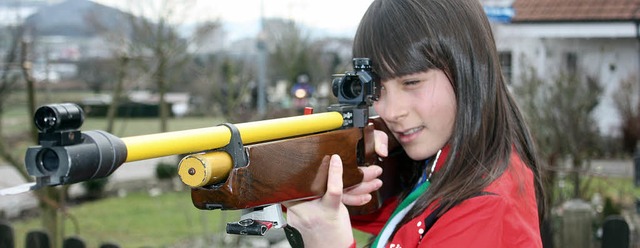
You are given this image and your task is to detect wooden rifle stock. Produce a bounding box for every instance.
[188,116,412,216]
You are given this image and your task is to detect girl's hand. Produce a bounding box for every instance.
[282,130,389,247]
[343,129,387,206]
[283,154,355,248]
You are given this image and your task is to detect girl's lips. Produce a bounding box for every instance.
[396,126,424,143]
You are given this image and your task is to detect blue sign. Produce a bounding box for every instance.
[484,6,514,23]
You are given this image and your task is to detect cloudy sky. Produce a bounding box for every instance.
[93,0,375,39]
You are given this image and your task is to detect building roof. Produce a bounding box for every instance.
[512,0,640,22]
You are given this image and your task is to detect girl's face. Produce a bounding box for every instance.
[373,69,456,160]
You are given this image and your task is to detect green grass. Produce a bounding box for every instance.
[8,190,373,247]
[577,175,640,207]
[11,191,241,247]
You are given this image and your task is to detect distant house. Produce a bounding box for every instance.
[491,0,640,136]
[24,0,136,60]
[18,0,136,83]
[80,91,191,117]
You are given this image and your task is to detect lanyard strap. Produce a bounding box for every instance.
[372,180,430,247]
[372,149,441,247]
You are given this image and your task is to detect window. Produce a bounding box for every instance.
[565,52,577,75]
[498,51,512,84]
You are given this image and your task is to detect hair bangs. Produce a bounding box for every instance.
[353,0,438,81]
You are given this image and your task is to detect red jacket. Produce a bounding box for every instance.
[352,150,541,248]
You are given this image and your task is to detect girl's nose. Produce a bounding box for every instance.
[377,94,408,122]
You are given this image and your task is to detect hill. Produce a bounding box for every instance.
[24,0,134,37]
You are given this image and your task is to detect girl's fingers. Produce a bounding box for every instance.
[342,166,383,206]
[361,165,383,182]
[321,154,344,209]
[374,130,389,157]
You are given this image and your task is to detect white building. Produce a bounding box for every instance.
[490,0,640,136]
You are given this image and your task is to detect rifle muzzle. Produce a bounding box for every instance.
[25,130,127,186]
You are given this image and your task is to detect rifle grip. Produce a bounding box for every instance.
[348,117,410,216]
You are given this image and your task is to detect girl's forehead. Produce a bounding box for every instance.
[376,64,434,82]
[370,46,440,80]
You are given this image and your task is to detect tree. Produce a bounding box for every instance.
[189,18,347,121]
[512,62,603,201]
[85,5,137,133]
[88,0,221,132]
[0,20,28,178]
[307,37,353,83]
[266,19,313,85]
[261,19,354,113]
[105,54,130,133]
[0,23,73,247]
[612,74,640,155]
[76,58,118,94]
[124,0,218,132]
[188,53,255,122]
[129,17,186,131]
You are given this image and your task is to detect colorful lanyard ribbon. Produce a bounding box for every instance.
[371,149,441,248]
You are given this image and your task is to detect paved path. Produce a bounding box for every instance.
[590,159,634,178]
[0,165,38,218]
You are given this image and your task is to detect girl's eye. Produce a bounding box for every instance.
[373,84,386,102]
[403,80,420,86]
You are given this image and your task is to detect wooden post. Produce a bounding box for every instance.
[558,199,593,248]
[62,236,85,248]
[0,220,14,248]
[601,215,630,248]
[25,230,50,248]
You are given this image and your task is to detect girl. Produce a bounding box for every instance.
[284,0,546,247]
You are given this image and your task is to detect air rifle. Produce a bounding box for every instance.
[8,58,411,236]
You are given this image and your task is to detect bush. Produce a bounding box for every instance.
[81,177,109,200]
[602,197,621,218]
[155,162,178,180]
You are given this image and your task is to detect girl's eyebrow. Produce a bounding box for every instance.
[397,72,424,80]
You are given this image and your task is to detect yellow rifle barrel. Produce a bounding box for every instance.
[120,111,345,162]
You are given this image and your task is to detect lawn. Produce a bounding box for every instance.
[8,190,373,247]
[10,190,241,247]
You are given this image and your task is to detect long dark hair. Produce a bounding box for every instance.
[353,0,545,232]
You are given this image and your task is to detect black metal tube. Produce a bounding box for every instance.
[25,130,127,186]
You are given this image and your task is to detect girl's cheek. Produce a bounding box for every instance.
[373,101,383,115]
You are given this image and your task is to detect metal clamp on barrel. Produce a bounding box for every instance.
[218,123,249,169]
[177,123,249,189]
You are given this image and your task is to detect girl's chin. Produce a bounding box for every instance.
[404,148,433,161]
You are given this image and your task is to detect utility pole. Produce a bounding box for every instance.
[256,0,267,117]
[636,20,640,178]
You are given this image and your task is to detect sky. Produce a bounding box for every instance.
[93,0,375,39]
